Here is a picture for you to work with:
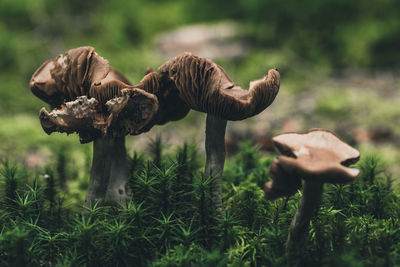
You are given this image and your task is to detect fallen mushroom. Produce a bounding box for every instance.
[30,46,159,205]
[135,52,280,212]
[264,129,360,256]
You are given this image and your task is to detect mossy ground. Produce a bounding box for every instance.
[1,142,400,266]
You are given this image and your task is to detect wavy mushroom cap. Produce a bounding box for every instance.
[30,59,64,107]
[265,128,360,200]
[30,46,141,107]
[157,52,280,121]
[133,71,190,127]
[30,46,159,143]
[30,46,111,106]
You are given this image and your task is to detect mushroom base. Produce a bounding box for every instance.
[85,136,131,206]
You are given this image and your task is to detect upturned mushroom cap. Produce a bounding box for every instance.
[30,46,159,143]
[264,129,360,200]
[156,52,280,121]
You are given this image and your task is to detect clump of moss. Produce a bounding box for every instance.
[0,145,399,266]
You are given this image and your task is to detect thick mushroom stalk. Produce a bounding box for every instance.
[136,52,280,212]
[87,135,129,204]
[30,47,159,205]
[264,129,360,257]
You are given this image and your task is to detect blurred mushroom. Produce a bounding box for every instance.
[264,129,360,256]
[30,46,159,205]
[136,52,280,212]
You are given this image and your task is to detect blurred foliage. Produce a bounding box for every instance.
[1,142,400,266]
[315,91,351,119]
[186,0,400,68]
[0,0,399,114]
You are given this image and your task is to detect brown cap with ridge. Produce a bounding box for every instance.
[30,46,159,143]
[123,52,279,128]
[30,46,110,106]
[264,128,360,200]
[157,52,280,121]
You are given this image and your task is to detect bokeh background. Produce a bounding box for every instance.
[1,0,400,193]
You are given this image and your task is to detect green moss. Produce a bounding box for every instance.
[1,143,399,266]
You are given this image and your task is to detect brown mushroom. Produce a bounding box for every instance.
[135,52,280,212]
[264,129,360,256]
[30,46,159,205]
[31,48,280,209]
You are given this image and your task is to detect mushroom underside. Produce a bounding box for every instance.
[39,88,159,143]
[265,129,361,199]
[157,52,280,121]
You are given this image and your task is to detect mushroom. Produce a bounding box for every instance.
[134,52,280,212]
[264,128,360,256]
[31,48,280,209]
[30,46,159,205]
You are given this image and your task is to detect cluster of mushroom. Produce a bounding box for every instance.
[264,129,360,256]
[30,46,280,207]
[31,46,362,257]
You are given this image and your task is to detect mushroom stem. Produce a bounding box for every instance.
[286,180,324,256]
[85,136,130,206]
[106,136,131,203]
[205,114,227,214]
[85,136,114,206]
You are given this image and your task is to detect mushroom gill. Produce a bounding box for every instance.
[157,52,280,120]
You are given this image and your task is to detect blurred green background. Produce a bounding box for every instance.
[0,0,399,182]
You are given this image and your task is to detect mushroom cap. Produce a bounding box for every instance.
[30,59,65,107]
[264,128,360,200]
[30,46,136,106]
[30,46,110,106]
[272,129,360,167]
[30,46,159,143]
[157,52,280,121]
[134,72,190,127]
